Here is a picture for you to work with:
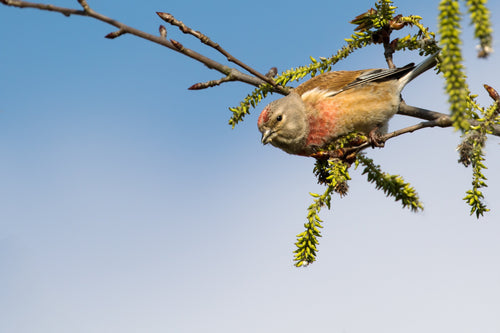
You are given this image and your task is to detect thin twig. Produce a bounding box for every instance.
[0,0,270,90]
[382,117,452,141]
[156,12,287,94]
[188,76,236,90]
[0,0,84,15]
[399,102,500,136]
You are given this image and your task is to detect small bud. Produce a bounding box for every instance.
[105,29,125,39]
[188,83,203,90]
[170,39,184,51]
[484,84,500,111]
[156,12,174,24]
[159,25,167,38]
[484,84,499,101]
[265,67,278,78]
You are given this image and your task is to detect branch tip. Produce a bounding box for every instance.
[187,75,234,90]
[157,11,174,23]
[188,83,202,90]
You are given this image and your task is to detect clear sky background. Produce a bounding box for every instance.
[1,1,500,332]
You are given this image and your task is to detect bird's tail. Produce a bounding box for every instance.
[400,52,439,87]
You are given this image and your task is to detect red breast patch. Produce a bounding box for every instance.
[305,100,338,147]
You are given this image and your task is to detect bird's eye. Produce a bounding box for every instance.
[276,115,283,121]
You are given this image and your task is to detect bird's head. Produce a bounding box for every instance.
[257,92,309,154]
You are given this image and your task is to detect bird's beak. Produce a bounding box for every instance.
[261,129,273,145]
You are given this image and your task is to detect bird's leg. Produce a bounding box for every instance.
[368,126,386,148]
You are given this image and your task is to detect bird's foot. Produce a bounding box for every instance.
[368,128,386,148]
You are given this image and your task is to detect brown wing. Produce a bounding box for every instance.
[294,70,367,96]
[293,63,415,97]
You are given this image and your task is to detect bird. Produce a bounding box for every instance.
[257,53,439,156]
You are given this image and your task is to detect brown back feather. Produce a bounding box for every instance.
[294,70,367,96]
[293,63,415,97]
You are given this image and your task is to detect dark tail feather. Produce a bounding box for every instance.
[400,52,439,86]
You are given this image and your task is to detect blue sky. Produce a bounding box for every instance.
[1,1,500,332]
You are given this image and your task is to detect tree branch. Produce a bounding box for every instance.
[398,102,447,121]
[2,0,499,139]
[0,0,84,15]
[382,117,452,141]
[0,0,270,90]
[399,102,500,136]
[156,12,287,94]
